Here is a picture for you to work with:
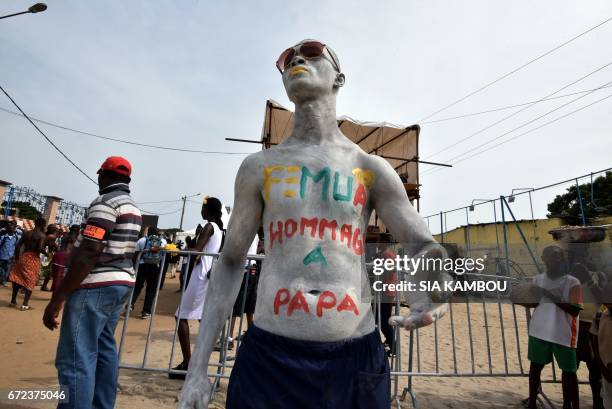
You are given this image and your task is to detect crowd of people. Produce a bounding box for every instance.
[0,218,80,309]
[1,156,263,408]
[1,156,610,409]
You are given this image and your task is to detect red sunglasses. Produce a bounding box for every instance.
[276,41,340,74]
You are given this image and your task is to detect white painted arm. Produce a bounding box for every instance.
[370,156,451,330]
[178,155,263,409]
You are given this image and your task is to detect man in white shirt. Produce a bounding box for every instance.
[516,245,583,409]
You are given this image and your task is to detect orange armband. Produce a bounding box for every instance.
[83,225,107,240]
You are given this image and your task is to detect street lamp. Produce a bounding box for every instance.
[0,3,47,20]
[507,187,538,254]
[469,199,491,212]
[508,188,533,203]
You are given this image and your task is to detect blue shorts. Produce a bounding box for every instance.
[227,324,390,409]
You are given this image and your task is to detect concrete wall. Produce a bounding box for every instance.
[433,216,612,277]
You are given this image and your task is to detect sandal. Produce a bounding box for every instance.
[168,362,188,380]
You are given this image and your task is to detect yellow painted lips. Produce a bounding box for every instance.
[289,67,308,77]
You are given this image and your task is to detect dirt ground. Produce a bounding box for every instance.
[0,274,595,409]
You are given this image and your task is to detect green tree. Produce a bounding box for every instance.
[547,171,612,223]
[1,200,43,220]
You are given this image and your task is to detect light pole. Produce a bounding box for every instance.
[507,188,534,203]
[468,198,492,212]
[508,187,537,255]
[467,198,492,256]
[178,193,201,231]
[0,3,47,20]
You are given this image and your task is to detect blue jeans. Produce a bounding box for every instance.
[0,259,11,283]
[55,285,131,409]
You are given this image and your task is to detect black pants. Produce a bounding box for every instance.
[132,263,161,314]
[227,325,390,409]
[179,263,188,290]
[379,302,395,348]
[160,257,171,290]
[577,321,603,409]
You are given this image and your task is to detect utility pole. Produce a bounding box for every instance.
[179,195,187,231]
[178,193,200,231]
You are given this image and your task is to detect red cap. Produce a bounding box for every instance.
[98,156,132,177]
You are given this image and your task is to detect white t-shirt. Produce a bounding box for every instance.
[529,273,583,348]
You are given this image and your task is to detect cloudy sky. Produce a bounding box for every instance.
[1,0,610,232]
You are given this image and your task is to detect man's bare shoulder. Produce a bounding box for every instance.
[236,150,280,174]
[234,152,265,189]
[357,151,397,178]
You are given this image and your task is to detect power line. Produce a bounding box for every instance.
[136,199,183,205]
[0,107,252,155]
[421,166,612,218]
[0,85,98,185]
[423,80,611,172]
[421,84,612,124]
[140,207,183,216]
[416,16,612,123]
[421,92,612,178]
[423,60,612,160]
[452,93,612,166]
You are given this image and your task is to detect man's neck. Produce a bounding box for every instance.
[99,182,129,194]
[545,270,563,279]
[287,95,343,145]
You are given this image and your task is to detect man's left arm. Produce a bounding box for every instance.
[43,240,105,330]
[542,283,582,317]
[369,156,451,330]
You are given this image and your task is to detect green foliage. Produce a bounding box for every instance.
[547,172,612,223]
[1,200,43,220]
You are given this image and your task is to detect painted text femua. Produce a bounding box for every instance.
[264,165,376,256]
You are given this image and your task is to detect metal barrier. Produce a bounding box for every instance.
[116,250,580,409]
[115,169,612,407]
[117,251,264,391]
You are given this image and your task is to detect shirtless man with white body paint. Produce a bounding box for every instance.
[178,39,450,409]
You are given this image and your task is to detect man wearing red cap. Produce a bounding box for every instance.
[43,156,142,409]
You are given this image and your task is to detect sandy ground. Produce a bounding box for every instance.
[0,275,595,409]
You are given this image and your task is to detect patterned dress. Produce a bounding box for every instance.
[9,252,42,290]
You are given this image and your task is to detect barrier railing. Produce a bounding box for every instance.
[117,251,264,386]
[116,251,582,409]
